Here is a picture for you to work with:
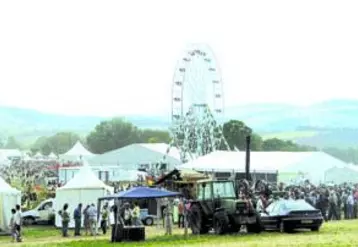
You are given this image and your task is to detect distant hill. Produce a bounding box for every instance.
[229,99,358,148]
[0,106,169,145]
[2,99,358,148]
[227,99,358,131]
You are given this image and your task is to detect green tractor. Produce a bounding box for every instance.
[188,178,262,235]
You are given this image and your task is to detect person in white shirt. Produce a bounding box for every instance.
[121,203,132,226]
[347,192,354,219]
[87,204,98,236]
[9,208,17,242]
[14,205,22,242]
[256,194,267,213]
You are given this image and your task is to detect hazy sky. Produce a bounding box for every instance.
[1,0,358,116]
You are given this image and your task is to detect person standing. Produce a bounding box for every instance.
[87,204,98,236]
[342,191,348,219]
[328,190,338,220]
[256,194,267,213]
[163,200,173,235]
[178,198,184,228]
[110,204,118,242]
[73,203,82,236]
[121,203,132,226]
[83,205,90,235]
[131,202,141,226]
[347,192,354,219]
[100,204,109,234]
[9,208,17,242]
[14,204,22,242]
[58,203,70,237]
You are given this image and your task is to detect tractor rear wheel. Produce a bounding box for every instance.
[189,204,209,235]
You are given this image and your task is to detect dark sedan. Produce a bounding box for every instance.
[260,199,323,232]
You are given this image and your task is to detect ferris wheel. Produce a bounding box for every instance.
[172,44,224,123]
[169,44,230,162]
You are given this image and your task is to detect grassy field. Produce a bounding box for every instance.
[261,131,318,140]
[1,220,358,247]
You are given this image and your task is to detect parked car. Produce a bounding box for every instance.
[260,199,323,232]
[140,209,156,226]
[22,199,55,225]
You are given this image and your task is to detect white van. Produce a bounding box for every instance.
[22,198,55,225]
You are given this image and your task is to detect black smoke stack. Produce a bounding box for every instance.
[245,135,251,181]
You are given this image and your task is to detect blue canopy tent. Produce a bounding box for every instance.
[99,186,181,200]
[97,186,182,241]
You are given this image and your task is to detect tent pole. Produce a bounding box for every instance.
[184,199,188,237]
[156,198,160,229]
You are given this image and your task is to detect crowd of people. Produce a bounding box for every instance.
[256,181,358,221]
[57,202,111,237]
[56,200,144,240]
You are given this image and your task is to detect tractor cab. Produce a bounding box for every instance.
[197,180,236,200]
[189,178,261,235]
[196,179,254,215]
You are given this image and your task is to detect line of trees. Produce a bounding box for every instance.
[4,117,358,164]
[27,118,314,155]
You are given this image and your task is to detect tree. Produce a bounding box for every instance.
[250,134,263,151]
[262,138,316,151]
[32,132,80,155]
[5,136,22,149]
[140,129,170,143]
[222,120,262,150]
[86,118,141,154]
[32,136,48,150]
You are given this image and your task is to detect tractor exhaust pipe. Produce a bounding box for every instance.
[245,135,251,181]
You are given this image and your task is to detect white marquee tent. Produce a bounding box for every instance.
[179,151,348,185]
[55,163,113,228]
[58,166,146,184]
[33,152,43,159]
[0,177,21,233]
[48,152,58,160]
[60,141,95,162]
[88,143,181,170]
[0,153,10,167]
[325,164,358,184]
[0,149,22,160]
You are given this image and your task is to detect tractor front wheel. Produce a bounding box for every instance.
[213,212,229,235]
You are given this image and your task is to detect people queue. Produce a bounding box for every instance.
[58,202,110,237]
[57,201,143,238]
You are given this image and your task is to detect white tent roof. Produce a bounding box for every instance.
[179,151,348,184]
[88,143,181,169]
[48,152,57,159]
[0,153,10,165]
[325,166,358,184]
[140,143,181,160]
[0,176,20,193]
[34,152,42,158]
[62,141,94,157]
[0,149,22,158]
[179,151,278,172]
[57,163,112,191]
